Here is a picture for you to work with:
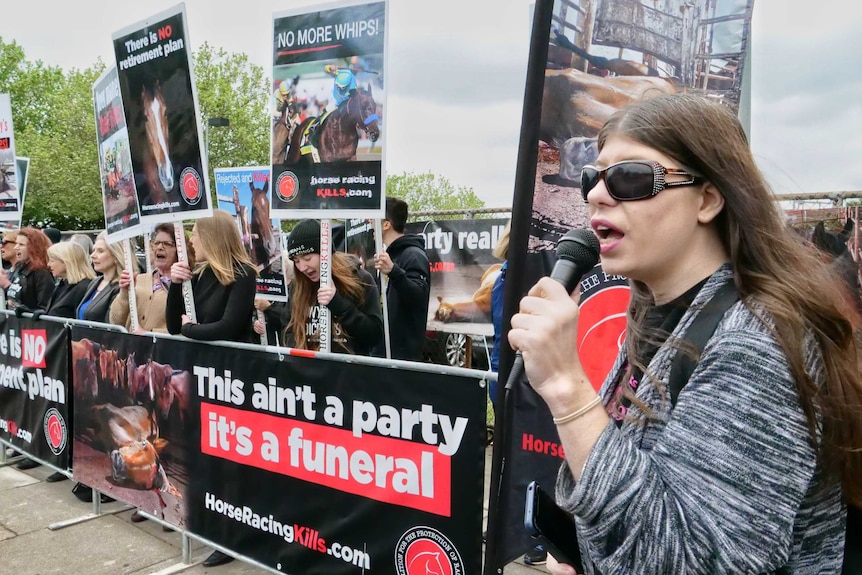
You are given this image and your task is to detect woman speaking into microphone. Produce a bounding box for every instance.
[509,94,860,574]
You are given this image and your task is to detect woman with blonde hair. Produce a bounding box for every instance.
[511,94,862,573]
[167,210,257,343]
[45,241,96,318]
[77,231,127,323]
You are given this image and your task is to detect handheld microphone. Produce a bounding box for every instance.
[504,229,601,391]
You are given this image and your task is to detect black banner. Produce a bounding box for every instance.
[0,314,70,468]
[406,218,509,325]
[70,326,486,574]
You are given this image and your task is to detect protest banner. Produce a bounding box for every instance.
[485,0,757,570]
[407,219,508,327]
[215,167,288,300]
[270,0,387,219]
[0,94,22,223]
[112,4,211,224]
[15,157,29,228]
[93,66,143,242]
[71,326,486,574]
[0,313,70,469]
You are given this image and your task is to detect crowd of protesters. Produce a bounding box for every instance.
[1,204,434,567]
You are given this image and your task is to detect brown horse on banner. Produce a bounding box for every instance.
[285,86,380,164]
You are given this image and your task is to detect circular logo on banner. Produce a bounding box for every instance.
[180,167,203,205]
[394,527,463,575]
[43,408,67,456]
[275,171,299,203]
[578,285,630,389]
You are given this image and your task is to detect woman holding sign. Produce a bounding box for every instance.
[111,223,182,334]
[166,210,257,343]
[282,218,384,356]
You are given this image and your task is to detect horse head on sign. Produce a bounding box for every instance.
[142,81,174,197]
[250,179,277,272]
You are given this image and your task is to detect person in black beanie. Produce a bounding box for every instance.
[41,227,62,245]
[281,218,383,356]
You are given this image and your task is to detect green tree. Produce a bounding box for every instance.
[18,62,105,229]
[193,42,270,202]
[385,171,485,218]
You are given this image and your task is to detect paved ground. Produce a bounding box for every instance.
[0,447,546,575]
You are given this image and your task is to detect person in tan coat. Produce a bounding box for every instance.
[110,223,179,333]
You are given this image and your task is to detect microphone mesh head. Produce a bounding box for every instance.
[557,229,600,268]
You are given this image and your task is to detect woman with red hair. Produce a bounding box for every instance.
[4,227,54,313]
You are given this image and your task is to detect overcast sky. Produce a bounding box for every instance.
[1,0,859,206]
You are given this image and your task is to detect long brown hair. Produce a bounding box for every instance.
[287,252,367,351]
[17,228,50,271]
[193,210,256,285]
[603,94,862,504]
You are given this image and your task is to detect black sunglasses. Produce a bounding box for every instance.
[581,160,704,202]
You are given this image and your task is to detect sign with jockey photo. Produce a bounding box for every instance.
[270,0,387,219]
[215,166,288,300]
[0,94,22,223]
[112,4,212,224]
[93,67,143,242]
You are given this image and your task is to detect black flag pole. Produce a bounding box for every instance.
[483,1,554,573]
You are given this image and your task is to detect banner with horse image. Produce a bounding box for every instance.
[405,218,509,328]
[484,0,756,570]
[0,314,70,470]
[93,67,143,243]
[270,0,387,219]
[70,326,485,573]
[71,327,190,528]
[112,4,212,225]
[215,166,288,300]
[0,94,22,222]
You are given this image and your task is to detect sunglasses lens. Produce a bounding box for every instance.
[580,167,601,201]
[606,162,655,201]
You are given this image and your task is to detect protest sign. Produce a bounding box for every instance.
[93,66,143,242]
[112,4,211,224]
[0,94,22,222]
[215,167,288,300]
[271,0,387,219]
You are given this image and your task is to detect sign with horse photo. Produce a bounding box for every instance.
[93,66,143,242]
[270,0,387,219]
[0,94,22,222]
[111,4,212,225]
[215,166,288,300]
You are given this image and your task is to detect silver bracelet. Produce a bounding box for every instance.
[552,395,603,425]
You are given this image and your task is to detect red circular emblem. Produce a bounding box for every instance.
[182,172,199,200]
[46,413,63,448]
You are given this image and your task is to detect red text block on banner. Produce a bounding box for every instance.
[201,403,452,516]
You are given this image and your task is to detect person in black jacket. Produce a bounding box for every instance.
[167,210,257,344]
[166,210,257,567]
[373,197,430,361]
[283,218,384,356]
[46,241,96,318]
[77,232,126,323]
[3,228,55,313]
